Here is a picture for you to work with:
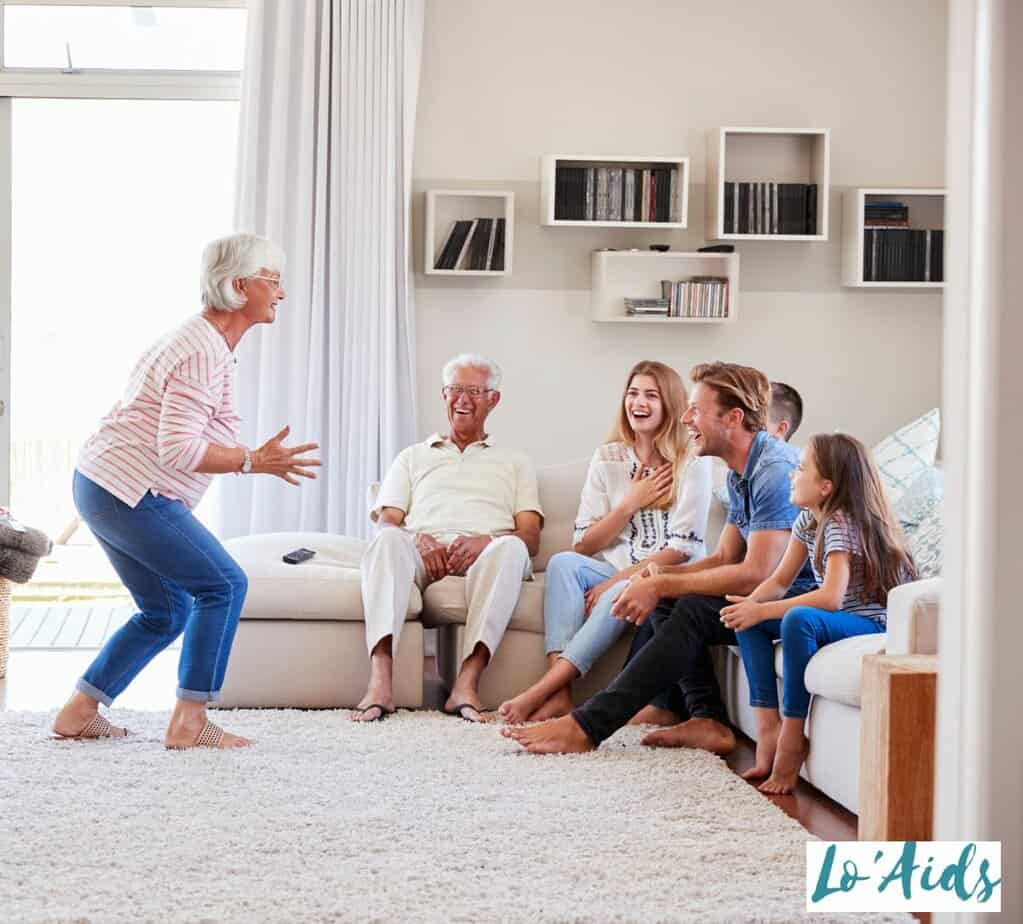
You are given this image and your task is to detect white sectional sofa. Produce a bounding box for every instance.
[219,458,941,814]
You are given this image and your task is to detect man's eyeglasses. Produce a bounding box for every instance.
[443,385,493,399]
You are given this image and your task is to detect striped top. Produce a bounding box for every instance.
[792,509,891,624]
[77,315,241,510]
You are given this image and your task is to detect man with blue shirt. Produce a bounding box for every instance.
[503,362,815,756]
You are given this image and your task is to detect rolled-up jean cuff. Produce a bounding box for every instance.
[559,651,591,677]
[782,709,809,720]
[76,678,113,707]
[545,642,571,656]
[177,687,221,703]
[749,697,779,708]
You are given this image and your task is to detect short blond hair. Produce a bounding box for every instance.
[690,362,771,433]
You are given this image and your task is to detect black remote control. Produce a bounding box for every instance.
[698,244,736,253]
[282,547,317,565]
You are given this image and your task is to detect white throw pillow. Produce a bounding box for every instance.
[871,409,941,505]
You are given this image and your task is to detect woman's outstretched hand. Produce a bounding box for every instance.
[252,426,321,485]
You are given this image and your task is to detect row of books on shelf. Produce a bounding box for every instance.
[623,277,729,319]
[864,200,909,226]
[723,182,818,235]
[862,228,944,283]
[554,165,681,223]
[434,218,507,271]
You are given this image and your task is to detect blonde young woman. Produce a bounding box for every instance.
[498,361,712,724]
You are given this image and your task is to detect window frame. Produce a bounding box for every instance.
[0,0,246,101]
[0,0,246,504]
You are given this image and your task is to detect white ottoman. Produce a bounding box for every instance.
[217,532,424,709]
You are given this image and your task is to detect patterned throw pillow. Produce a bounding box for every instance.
[908,503,943,578]
[871,409,941,506]
[895,465,944,533]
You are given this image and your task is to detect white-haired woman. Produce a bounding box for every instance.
[52,233,320,750]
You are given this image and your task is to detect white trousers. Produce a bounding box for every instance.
[361,529,531,666]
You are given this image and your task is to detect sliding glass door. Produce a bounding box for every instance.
[0,0,244,613]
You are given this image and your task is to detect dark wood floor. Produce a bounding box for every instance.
[2,649,857,842]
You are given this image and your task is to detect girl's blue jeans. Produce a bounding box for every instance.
[736,605,885,719]
[543,551,631,676]
[72,470,247,705]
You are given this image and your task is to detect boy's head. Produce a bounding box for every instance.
[768,381,803,442]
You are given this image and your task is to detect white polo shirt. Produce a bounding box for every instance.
[371,433,543,544]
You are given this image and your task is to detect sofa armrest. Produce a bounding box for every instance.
[886,577,942,655]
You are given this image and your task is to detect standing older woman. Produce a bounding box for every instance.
[52,233,320,750]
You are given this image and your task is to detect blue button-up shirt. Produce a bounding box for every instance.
[726,430,816,590]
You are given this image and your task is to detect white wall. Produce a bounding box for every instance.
[412,0,947,463]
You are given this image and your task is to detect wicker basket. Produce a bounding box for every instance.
[0,577,9,679]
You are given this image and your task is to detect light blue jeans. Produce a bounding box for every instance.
[72,470,248,705]
[544,551,631,676]
[736,605,886,719]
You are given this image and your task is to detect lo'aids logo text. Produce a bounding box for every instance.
[806,841,1001,913]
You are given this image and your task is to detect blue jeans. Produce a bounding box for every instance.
[72,471,248,705]
[543,551,630,677]
[736,606,886,719]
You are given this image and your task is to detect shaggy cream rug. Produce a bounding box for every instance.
[2,709,907,923]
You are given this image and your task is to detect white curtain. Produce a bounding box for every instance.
[215,0,423,539]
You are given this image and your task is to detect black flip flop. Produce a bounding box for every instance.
[352,703,395,722]
[443,703,485,724]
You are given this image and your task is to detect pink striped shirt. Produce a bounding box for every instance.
[77,315,242,510]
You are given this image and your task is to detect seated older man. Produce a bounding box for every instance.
[352,353,543,723]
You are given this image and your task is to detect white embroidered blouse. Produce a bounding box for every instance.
[572,442,713,572]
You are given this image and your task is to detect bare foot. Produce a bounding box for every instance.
[758,736,809,794]
[742,722,780,780]
[500,714,595,754]
[498,688,548,725]
[53,696,127,739]
[164,715,251,749]
[526,688,574,722]
[628,705,681,727]
[641,717,736,755]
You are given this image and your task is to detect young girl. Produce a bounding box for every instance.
[720,433,916,794]
[497,360,712,724]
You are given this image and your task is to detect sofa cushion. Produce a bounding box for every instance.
[225,531,422,622]
[803,632,888,707]
[422,573,546,633]
[533,460,589,571]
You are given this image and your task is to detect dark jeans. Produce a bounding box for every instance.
[572,594,736,746]
[624,611,689,719]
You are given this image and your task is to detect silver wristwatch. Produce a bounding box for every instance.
[240,448,253,474]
